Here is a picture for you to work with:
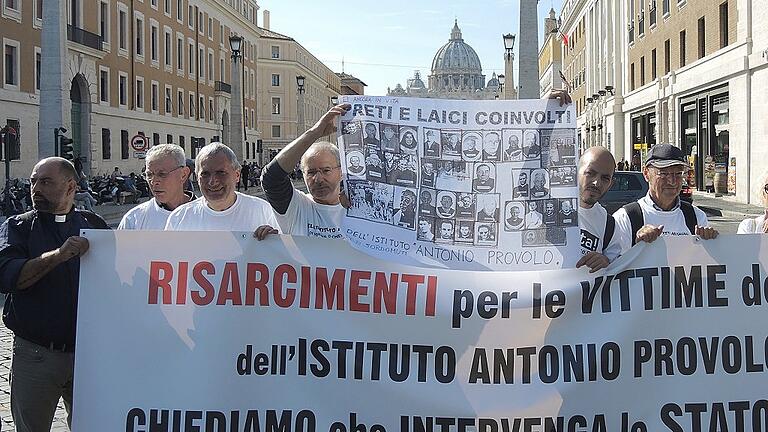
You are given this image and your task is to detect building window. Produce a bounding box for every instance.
[272,125,281,138]
[135,16,145,57]
[719,2,729,48]
[189,94,195,118]
[164,0,171,15]
[178,89,184,115]
[153,133,160,146]
[164,30,172,66]
[651,49,657,80]
[102,128,111,160]
[698,17,706,59]
[151,23,159,62]
[136,78,144,109]
[165,87,172,113]
[208,51,213,80]
[664,39,671,74]
[121,130,129,159]
[630,63,635,91]
[166,134,173,144]
[208,17,213,37]
[4,43,18,86]
[177,0,183,21]
[188,42,194,74]
[679,30,686,67]
[100,1,110,44]
[220,57,225,81]
[151,82,158,111]
[272,97,281,114]
[179,135,185,150]
[649,0,657,26]
[35,51,41,91]
[177,36,183,71]
[119,75,127,106]
[35,0,42,20]
[640,56,645,86]
[198,46,205,78]
[271,46,280,59]
[199,96,205,119]
[100,69,109,102]
[271,74,280,86]
[663,0,670,16]
[638,8,644,36]
[209,99,214,121]
[119,10,127,50]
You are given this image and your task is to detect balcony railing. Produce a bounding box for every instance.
[215,81,231,93]
[67,25,103,51]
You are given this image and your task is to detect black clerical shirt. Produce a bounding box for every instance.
[0,208,109,349]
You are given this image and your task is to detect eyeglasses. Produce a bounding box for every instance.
[305,166,340,178]
[144,166,184,180]
[652,169,686,180]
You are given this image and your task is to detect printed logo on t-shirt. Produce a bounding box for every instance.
[307,223,344,239]
[580,229,599,252]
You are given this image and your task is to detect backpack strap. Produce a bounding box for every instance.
[680,200,697,235]
[602,213,615,253]
[623,202,644,246]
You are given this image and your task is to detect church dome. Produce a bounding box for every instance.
[486,72,499,89]
[431,20,482,75]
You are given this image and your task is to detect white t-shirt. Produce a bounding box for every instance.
[737,214,767,234]
[276,188,345,239]
[164,192,280,232]
[613,194,708,253]
[118,198,177,230]
[578,202,622,262]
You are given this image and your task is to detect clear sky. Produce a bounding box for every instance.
[258,0,564,96]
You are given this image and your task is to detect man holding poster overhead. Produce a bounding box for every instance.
[261,104,351,238]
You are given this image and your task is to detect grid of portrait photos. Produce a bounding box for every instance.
[341,119,578,248]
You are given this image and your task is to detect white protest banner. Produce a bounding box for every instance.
[75,231,768,431]
[337,96,579,271]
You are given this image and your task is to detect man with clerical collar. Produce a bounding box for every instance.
[505,204,524,230]
[472,164,495,192]
[530,171,549,198]
[348,155,365,175]
[424,130,440,157]
[483,132,501,160]
[380,125,398,151]
[504,134,522,160]
[514,171,529,198]
[165,142,278,238]
[543,200,557,225]
[363,123,379,146]
[419,190,435,215]
[119,144,195,230]
[437,194,456,218]
[462,135,480,160]
[0,157,110,430]
[559,200,576,226]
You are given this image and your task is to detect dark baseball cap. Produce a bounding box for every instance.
[645,144,688,169]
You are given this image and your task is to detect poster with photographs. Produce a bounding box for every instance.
[338,95,579,271]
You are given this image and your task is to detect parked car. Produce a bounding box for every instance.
[600,171,694,214]
[600,171,649,214]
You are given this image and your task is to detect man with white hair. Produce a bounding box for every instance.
[261,104,350,238]
[165,142,278,237]
[118,144,193,230]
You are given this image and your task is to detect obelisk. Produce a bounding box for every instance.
[518,0,540,99]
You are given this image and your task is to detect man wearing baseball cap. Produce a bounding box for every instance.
[613,143,718,252]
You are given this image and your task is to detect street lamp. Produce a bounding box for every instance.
[502,34,516,99]
[228,34,245,159]
[229,35,243,61]
[296,75,306,135]
[503,34,516,56]
[498,74,505,93]
[330,95,339,106]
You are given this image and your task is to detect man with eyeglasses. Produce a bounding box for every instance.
[261,104,351,238]
[118,144,194,230]
[165,143,278,237]
[613,143,718,253]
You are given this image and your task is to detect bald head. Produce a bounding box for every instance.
[578,146,616,173]
[578,146,616,208]
[35,157,79,181]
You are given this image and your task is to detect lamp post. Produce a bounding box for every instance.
[296,75,306,136]
[498,74,505,94]
[228,34,244,160]
[502,34,516,99]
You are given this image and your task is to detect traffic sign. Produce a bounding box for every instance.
[131,134,149,152]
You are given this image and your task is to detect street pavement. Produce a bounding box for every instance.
[0,186,761,431]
